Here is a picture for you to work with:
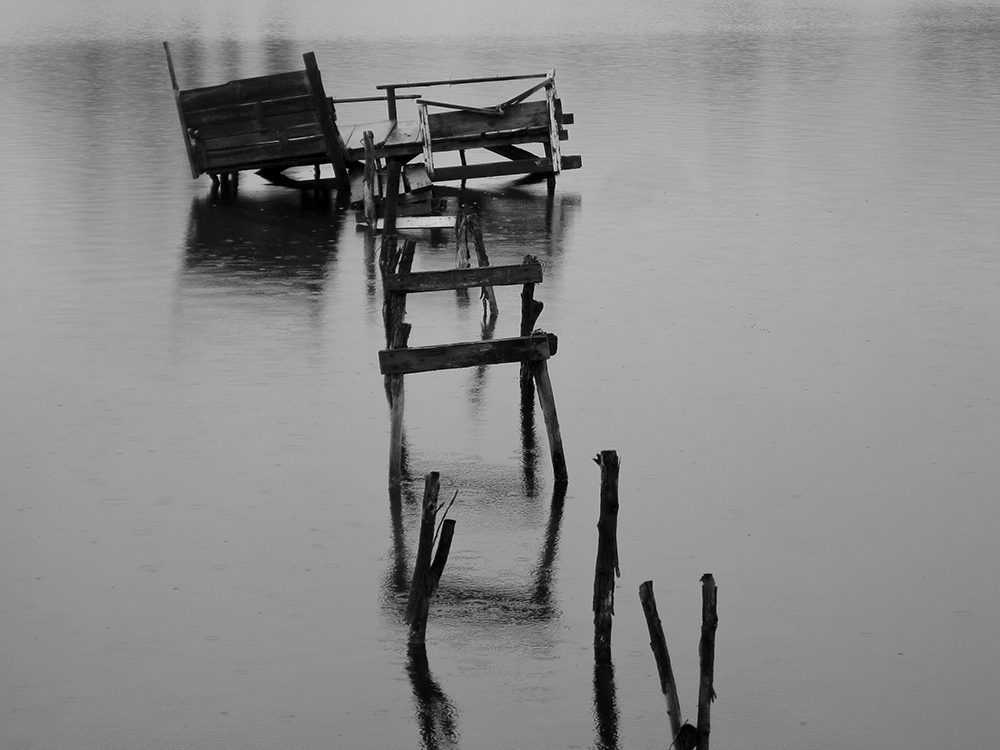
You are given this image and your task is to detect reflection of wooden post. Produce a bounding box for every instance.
[532,359,567,483]
[639,581,684,744]
[593,450,620,651]
[696,574,718,750]
[406,473,456,644]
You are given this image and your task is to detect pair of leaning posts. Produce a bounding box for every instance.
[378,240,567,488]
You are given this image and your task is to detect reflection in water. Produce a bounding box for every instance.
[382,480,566,626]
[439,183,581,264]
[407,644,460,750]
[593,657,621,750]
[182,190,344,313]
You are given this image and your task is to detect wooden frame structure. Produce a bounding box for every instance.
[342,71,581,184]
[163,42,350,189]
[379,246,567,487]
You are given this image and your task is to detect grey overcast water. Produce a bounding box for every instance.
[2,1,998,748]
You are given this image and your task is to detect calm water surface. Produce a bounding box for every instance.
[2,1,998,748]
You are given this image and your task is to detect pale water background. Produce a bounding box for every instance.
[2,1,998,748]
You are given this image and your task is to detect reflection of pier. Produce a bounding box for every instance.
[182,192,342,301]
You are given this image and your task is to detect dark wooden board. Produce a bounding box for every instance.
[379,333,557,375]
[179,71,311,112]
[386,263,543,293]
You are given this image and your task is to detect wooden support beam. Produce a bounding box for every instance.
[363,130,377,227]
[639,581,687,745]
[696,574,719,750]
[533,360,567,483]
[430,158,553,182]
[379,333,556,376]
[387,262,542,294]
[593,450,620,651]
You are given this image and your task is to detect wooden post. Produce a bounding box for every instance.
[363,130,377,228]
[519,255,544,384]
[387,322,410,488]
[592,450,620,651]
[385,86,398,121]
[639,581,685,745]
[696,574,718,750]
[532,359,567,483]
[380,158,403,277]
[406,473,456,644]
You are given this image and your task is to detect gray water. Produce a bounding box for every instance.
[2,1,998,748]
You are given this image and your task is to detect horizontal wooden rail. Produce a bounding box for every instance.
[331,94,423,104]
[377,73,548,91]
[386,262,542,294]
[379,333,557,376]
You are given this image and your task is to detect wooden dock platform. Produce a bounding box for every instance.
[164,45,580,190]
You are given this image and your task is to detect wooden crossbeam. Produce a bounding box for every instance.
[386,262,542,294]
[379,333,557,376]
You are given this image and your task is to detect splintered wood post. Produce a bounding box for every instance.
[696,574,718,750]
[519,255,544,384]
[592,450,620,651]
[639,580,684,743]
[381,158,403,269]
[363,130,377,228]
[387,319,411,488]
[532,359,567,482]
[406,473,456,644]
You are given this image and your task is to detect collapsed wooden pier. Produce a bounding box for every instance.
[163,43,580,191]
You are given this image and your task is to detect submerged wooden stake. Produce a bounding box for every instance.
[639,581,685,745]
[592,450,620,651]
[406,473,456,644]
[696,574,718,750]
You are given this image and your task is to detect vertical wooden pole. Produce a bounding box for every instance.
[532,360,567,483]
[519,255,544,384]
[385,87,398,121]
[363,130,377,228]
[696,574,718,750]
[639,581,684,744]
[388,321,411,488]
[406,473,456,645]
[592,450,620,651]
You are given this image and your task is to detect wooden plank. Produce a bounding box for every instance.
[545,70,562,174]
[367,215,456,230]
[430,158,553,182]
[402,163,433,192]
[191,108,320,140]
[302,51,349,185]
[378,333,557,375]
[184,95,318,129]
[377,72,548,90]
[203,134,329,170]
[198,121,323,152]
[179,70,311,112]
[426,100,549,141]
[561,154,583,171]
[485,144,540,161]
[386,262,543,293]
[343,119,397,150]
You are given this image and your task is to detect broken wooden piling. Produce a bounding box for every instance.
[697,574,718,750]
[593,450,620,652]
[639,580,685,746]
[405,472,456,644]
